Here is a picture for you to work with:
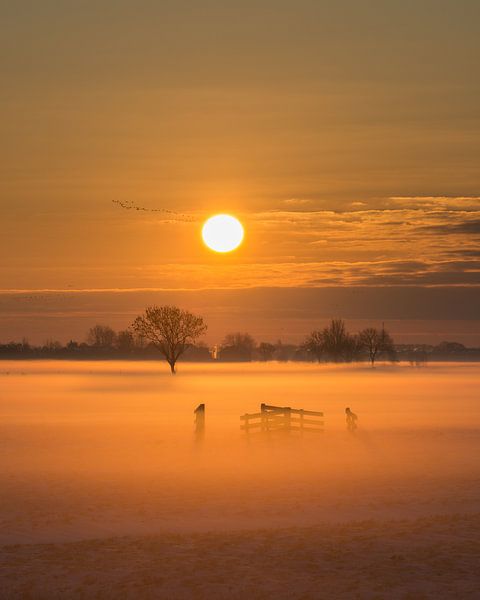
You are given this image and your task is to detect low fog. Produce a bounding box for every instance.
[2,361,479,544]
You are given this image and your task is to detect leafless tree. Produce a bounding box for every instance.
[116,330,135,353]
[131,305,207,374]
[257,342,276,361]
[304,320,362,363]
[343,334,362,363]
[321,319,356,362]
[87,324,117,348]
[222,332,255,351]
[303,330,324,362]
[359,326,395,366]
[220,332,256,361]
[43,339,62,351]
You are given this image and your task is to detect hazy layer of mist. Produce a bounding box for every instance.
[1,361,479,543]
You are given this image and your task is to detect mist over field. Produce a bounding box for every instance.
[2,0,479,595]
[1,361,479,597]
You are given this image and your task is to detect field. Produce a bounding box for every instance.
[1,361,480,598]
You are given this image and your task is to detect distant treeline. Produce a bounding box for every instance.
[1,320,479,363]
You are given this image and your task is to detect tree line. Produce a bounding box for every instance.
[303,319,395,365]
[1,305,478,372]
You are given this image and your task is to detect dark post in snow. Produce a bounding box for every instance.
[194,403,205,442]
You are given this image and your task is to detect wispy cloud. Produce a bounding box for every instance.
[388,196,480,210]
[2,258,477,291]
[2,196,478,291]
[422,220,480,235]
[245,197,480,286]
[281,198,313,207]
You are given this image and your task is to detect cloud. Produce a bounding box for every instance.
[388,196,480,210]
[281,198,313,206]
[2,195,479,291]
[354,271,480,286]
[446,250,480,258]
[1,258,478,291]
[246,201,480,287]
[423,220,480,235]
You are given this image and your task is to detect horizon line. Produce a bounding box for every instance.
[1,284,480,294]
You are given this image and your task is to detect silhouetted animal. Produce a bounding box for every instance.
[345,407,358,432]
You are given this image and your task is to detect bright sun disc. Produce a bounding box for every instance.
[202,214,244,253]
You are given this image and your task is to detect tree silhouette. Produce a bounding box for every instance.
[303,330,324,362]
[359,326,395,366]
[304,319,362,363]
[131,305,207,374]
[87,325,116,348]
[116,330,136,353]
[342,333,362,363]
[257,341,276,361]
[321,319,356,362]
[219,332,256,361]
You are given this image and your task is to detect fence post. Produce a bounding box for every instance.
[194,403,205,442]
[299,409,304,436]
[261,403,266,432]
[285,406,292,433]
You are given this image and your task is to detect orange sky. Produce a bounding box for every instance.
[0,1,479,343]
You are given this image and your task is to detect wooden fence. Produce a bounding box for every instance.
[240,403,324,435]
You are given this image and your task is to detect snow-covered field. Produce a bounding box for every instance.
[1,361,479,598]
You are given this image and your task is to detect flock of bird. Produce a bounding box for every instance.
[112,199,196,222]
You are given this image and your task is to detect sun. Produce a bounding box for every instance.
[202,214,244,253]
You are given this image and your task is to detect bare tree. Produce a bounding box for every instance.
[257,341,276,361]
[87,325,117,348]
[358,328,380,366]
[304,320,361,363]
[131,305,207,374]
[379,327,396,362]
[359,326,395,366]
[303,330,324,362]
[321,319,354,362]
[343,333,362,363]
[116,330,135,353]
[219,332,256,361]
[43,339,62,352]
[222,332,256,351]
